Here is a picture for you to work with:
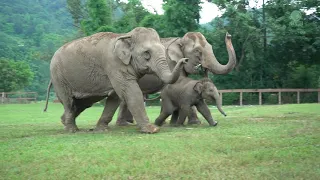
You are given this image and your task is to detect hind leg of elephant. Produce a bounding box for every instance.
[116,101,134,126]
[187,106,201,125]
[60,105,86,126]
[96,94,121,131]
[155,100,173,126]
[170,110,179,125]
[61,102,80,133]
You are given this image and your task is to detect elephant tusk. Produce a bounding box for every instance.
[194,64,202,70]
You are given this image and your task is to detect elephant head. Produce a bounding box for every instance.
[114,27,187,84]
[166,32,236,75]
[194,78,226,116]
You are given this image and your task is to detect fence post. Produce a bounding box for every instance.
[259,91,262,105]
[297,91,300,104]
[240,92,243,106]
[278,91,282,105]
[220,92,223,106]
[1,92,4,104]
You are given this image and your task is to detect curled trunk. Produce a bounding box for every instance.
[153,58,187,84]
[205,32,237,75]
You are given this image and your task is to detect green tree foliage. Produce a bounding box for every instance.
[206,0,319,89]
[81,0,113,35]
[163,0,202,36]
[0,58,34,92]
[0,0,75,98]
[114,0,150,33]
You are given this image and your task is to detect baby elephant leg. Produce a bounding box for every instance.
[196,101,218,126]
[155,110,171,126]
[170,110,179,125]
[187,106,201,125]
[175,106,189,126]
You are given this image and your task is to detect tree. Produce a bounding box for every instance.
[114,0,151,33]
[163,0,202,37]
[0,58,34,92]
[80,0,113,35]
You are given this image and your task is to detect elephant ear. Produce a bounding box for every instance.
[166,38,184,64]
[114,36,132,65]
[193,82,203,94]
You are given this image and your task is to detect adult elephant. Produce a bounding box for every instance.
[116,32,236,125]
[43,27,188,133]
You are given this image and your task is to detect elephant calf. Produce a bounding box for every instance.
[155,77,226,126]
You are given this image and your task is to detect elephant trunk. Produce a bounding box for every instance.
[205,32,236,75]
[212,86,227,116]
[153,57,187,84]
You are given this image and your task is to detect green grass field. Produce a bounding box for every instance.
[1,103,320,180]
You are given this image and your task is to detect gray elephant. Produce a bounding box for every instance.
[43,27,188,133]
[116,32,236,125]
[155,77,226,126]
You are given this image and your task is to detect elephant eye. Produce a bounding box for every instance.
[143,51,151,60]
[194,49,202,57]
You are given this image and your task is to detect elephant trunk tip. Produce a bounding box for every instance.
[226,32,232,39]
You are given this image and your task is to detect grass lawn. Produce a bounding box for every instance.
[1,103,320,179]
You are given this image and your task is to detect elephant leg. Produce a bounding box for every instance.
[63,107,79,133]
[95,94,121,131]
[187,106,201,125]
[175,106,189,126]
[116,101,134,126]
[122,82,159,133]
[60,105,86,126]
[154,109,172,126]
[170,110,179,125]
[196,101,217,126]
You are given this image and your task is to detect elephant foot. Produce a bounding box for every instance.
[210,121,218,127]
[93,124,109,131]
[172,124,184,127]
[116,121,131,126]
[126,119,134,124]
[116,119,134,126]
[140,124,160,134]
[64,124,79,133]
[188,119,201,125]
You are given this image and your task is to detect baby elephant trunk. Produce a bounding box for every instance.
[212,86,227,116]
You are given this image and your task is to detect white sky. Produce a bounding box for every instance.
[140,0,266,24]
[122,0,315,24]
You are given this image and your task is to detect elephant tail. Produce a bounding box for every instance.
[43,79,52,112]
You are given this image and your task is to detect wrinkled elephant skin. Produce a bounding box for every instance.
[44,27,187,133]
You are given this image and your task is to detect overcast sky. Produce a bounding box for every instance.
[139,0,266,24]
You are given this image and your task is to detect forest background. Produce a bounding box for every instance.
[0,0,319,104]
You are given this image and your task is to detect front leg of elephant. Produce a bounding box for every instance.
[115,80,159,133]
[195,101,218,126]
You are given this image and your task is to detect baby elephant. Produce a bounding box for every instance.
[155,78,226,126]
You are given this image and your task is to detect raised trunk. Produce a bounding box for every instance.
[154,58,187,84]
[212,86,227,116]
[205,32,237,75]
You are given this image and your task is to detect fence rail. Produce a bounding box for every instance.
[218,88,320,106]
[1,92,37,104]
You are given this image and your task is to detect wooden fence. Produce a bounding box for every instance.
[51,88,320,106]
[219,88,320,106]
[1,92,37,104]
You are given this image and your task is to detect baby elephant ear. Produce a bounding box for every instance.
[114,36,132,65]
[193,82,203,94]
